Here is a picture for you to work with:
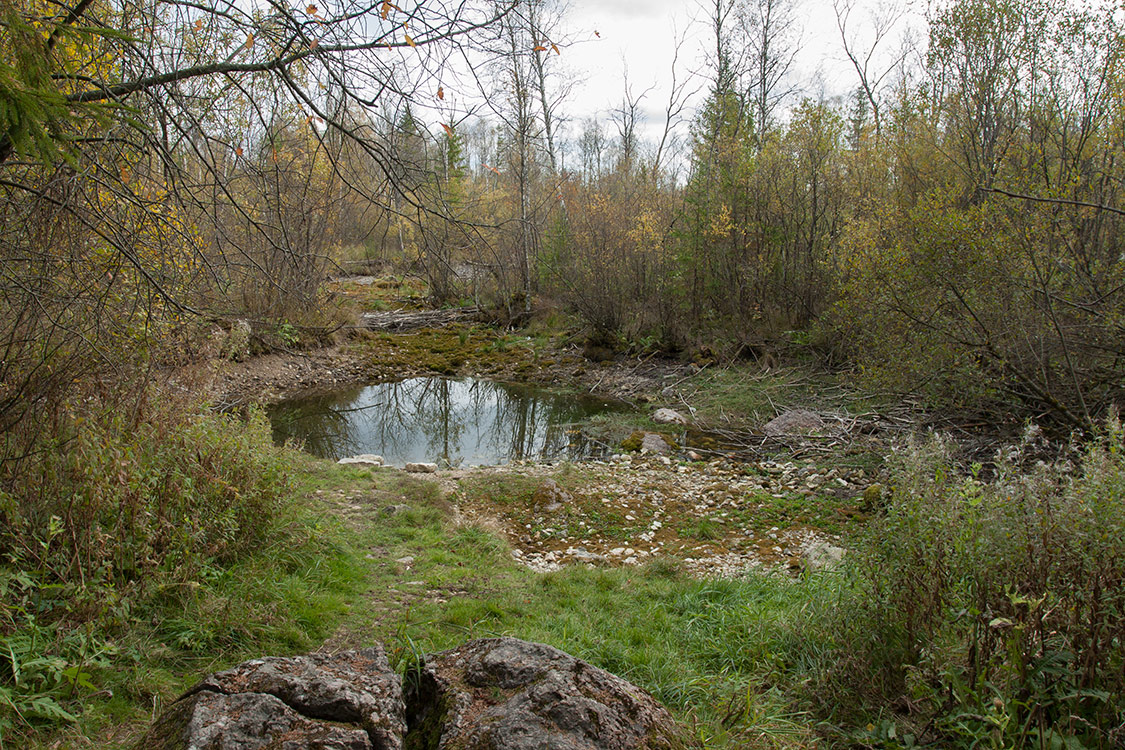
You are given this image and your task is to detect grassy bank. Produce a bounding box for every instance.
[6,386,1122,748]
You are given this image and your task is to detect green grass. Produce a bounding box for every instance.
[676,366,890,431]
[306,462,841,749]
[390,564,836,748]
[12,486,366,749]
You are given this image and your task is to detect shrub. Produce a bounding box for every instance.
[821,420,1125,747]
[0,389,292,735]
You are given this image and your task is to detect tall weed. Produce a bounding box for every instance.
[0,390,292,737]
[820,420,1125,747]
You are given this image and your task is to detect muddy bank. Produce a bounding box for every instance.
[210,323,700,408]
[210,345,370,407]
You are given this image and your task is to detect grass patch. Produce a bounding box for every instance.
[677,366,890,431]
[390,563,836,748]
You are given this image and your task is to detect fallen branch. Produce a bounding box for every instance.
[357,307,481,332]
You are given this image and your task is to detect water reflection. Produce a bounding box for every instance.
[268,377,628,466]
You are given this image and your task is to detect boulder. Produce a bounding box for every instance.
[138,640,689,750]
[531,479,572,511]
[339,455,385,467]
[802,541,846,572]
[141,691,372,750]
[405,637,684,750]
[763,409,824,437]
[136,647,405,750]
[640,432,673,455]
[404,462,439,473]
[652,408,689,425]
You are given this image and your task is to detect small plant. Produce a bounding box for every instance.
[276,321,300,347]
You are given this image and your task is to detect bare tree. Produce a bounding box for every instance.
[833,0,910,143]
[739,0,802,148]
[653,25,696,176]
[611,66,654,172]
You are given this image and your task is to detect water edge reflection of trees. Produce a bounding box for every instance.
[270,377,623,464]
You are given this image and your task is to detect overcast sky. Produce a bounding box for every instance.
[550,0,922,155]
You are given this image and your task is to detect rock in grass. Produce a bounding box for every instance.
[652,408,689,425]
[139,640,689,750]
[405,637,686,750]
[763,409,824,437]
[532,478,572,511]
[137,647,404,750]
[802,541,846,572]
[640,432,674,455]
[141,691,373,749]
[339,454,385,466]
[404,462,438,473]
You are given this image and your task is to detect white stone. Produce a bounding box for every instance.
[337,454,384,466]
[404,462,438,473]
[653,408,689,425]
[802,541,847,572]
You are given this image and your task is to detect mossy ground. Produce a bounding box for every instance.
[349,325,585,386]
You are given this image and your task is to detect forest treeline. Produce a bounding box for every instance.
[2,0,1123,456]
[385,0,1125,433]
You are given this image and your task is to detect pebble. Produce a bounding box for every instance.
[456,453,854,579]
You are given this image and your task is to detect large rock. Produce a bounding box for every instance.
[138,640,689,750]
[137,647,405,750]
[532,479,572,511]
[640,432,673,455]
[652,408,689,425]
[141,691,373,749]
[405,637,684,750]
[762,409,824,437]
[405,462,439,473]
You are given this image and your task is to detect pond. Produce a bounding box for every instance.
[268,377,631,467]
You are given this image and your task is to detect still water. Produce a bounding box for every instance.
[269,377,630,466]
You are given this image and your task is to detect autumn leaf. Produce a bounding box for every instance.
[404,34,415,47]
[310,37,319,49]
[306,4,318,15]
[533,45,547,52]
[483,163,501,176]
[551,43,560,55]
[380,3,389,18]
[437,86,445,100]
[235,147,243,156]
[441,123,454,137]
[193,18,203,30]
[245,33,254,48]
